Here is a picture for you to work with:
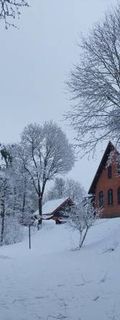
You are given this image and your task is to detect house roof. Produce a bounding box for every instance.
[88,141,118,194]
[34,197,73,217]
[42,198,70,215]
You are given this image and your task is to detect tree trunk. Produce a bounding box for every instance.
[13,187,17,215]
[28,225,31,249]
[0,198,5,245]
[22,191,26,214]
[79,230,83,248]
[79,226,89,249]
[21,177,27,222]
[38,195,42,229]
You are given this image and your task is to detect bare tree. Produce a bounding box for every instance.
[17,122,75,222]
[69,197,96,249]
[1,144,37,224]
[46,177,85,204]
[67,3,120,155]
[64,178,85,202]
[46,177,66,200]
[0,0,29,28]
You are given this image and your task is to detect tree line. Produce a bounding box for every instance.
[0,121,74,245]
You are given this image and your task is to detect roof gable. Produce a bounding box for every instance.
[88,142,118,194]
[34,197,73,217]
[42,198,69,215]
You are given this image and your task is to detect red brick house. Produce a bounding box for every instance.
[88,141,120,218]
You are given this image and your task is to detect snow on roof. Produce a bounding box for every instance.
[42,198,69,215]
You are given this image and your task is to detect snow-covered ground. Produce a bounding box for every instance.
[0,218,120,320]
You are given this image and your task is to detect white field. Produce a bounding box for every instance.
[0,218,120,320]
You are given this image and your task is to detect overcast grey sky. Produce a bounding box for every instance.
[0,0,118,191]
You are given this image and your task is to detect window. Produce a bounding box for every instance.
[117,163,120,175]
[99,191,104,207]
[108,189,113,205]
[117,187,120,204]
[108,165,112,179]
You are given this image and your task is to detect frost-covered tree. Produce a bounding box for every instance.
[0,0,29,28]
[46,177,85,203]
[0,172,23,245]
[0,171,11,244]
[0,143,36,244]
[0,146,13,244]
[46,177,66,200]
[18,122,75,220]
[69,197,96,249]
[67,3,120,154]
[64,178,85,202]
[7,144,37,220]
[0,150,21,245]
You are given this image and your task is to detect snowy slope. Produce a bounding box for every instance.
[0,218,120,320]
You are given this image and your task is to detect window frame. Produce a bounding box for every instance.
[108,189,113,205]
[117,163,120,175]
[117,187,120,204]
[99,190,104,208]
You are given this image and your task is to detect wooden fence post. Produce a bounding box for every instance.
[28,224,31,249]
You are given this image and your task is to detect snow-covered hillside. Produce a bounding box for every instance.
[0,219,120,320]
